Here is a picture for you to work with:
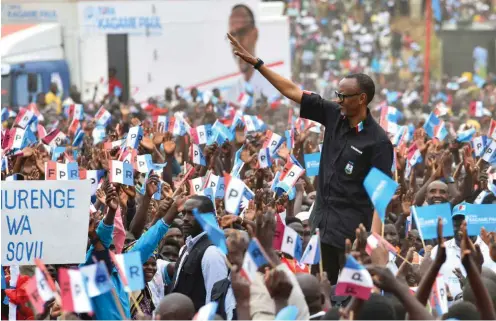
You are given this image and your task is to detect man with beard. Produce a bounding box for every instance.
[170,196,235,319]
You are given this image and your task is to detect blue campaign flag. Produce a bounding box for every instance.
[212,121,233,141]
[126,126,143,149]
[386,91,399,104]
[216,177,225,199]
[153,180,163,200]
[1,108,8,122]
[363,167,398,222]
[304,153,321,177]
[456,128,476,143]
[73,129,85,147]
[1,267,6,290]
[275,306,299,320]
[67,162,80,180]
[270,171,281,192]
[123,162,135,186]
[92,126,107,145]
[193,209,227,254]
[465,204,496,236]
[203,187,216,207]
[412,203,454,240]
[24,127,37,146]
[432,0,442,22]
[121,251,145,292]
[52,146,66,161]
[247,239,270,268]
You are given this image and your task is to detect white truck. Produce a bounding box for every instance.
[1,0,291,107]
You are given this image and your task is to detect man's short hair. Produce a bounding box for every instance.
[232,4,255,26]
[345,73,375,105]
[190,195,215,214]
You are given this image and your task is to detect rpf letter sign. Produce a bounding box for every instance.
[1,180,92,265]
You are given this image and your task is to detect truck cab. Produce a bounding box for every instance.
[1,24,70,109]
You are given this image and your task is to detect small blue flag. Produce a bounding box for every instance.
[412,203,454,240]
[304,153,321,177]
[465,204,496,236]
[275,306,299,320]
[52,146,66,161]
[363,167,398,222]
[456,128,476,143]
[193,209,226,254]
[1,267,6,290]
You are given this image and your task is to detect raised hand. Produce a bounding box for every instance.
[264,269,293,300]
[140,136,155,152]
[163,132,176,155]
[227,33,258,66]
[105,183,119,211]
[145,173,160,197]
[435,217,447,263]
[96,188,106,204]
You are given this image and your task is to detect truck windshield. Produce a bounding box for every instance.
[1,74,11,108]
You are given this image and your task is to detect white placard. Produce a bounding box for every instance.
[2,180,92,265]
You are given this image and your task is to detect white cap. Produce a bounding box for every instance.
[296,211,310,221]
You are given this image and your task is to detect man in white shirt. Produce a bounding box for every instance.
[170,195,236,319]
[226,4,279,102]
[431,202,496,298]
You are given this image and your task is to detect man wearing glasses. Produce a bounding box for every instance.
[227,33,393,284]
[226,4,279,103]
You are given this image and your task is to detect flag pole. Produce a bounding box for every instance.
[111,288,127,320]
[91,256,126,320]
[129,292,144,317]
[316,228,324,276]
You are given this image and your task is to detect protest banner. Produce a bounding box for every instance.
[2,180,92,265]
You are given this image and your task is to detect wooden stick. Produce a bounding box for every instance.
[476,157,484,167]
[394,252,414,266]
[130,292,144,317]
[316,228,324,276]
[111,288,127,320]
[381,222,385,238]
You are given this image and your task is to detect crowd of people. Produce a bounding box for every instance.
[2,0,496,320]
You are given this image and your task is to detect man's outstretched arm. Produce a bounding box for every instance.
[227,33,303,104]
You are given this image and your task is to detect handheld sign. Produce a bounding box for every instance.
[465,204,496,236]
[2,180,92,265]
[412,203,454,240]
[304,153,321,177]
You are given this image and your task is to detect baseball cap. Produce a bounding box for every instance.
[452,202,468,218]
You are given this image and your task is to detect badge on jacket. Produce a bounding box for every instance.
[345,161,354,174]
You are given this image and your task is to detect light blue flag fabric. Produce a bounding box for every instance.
[246,239,270,268]
[363,167,398,222]
[465,204,496,236]
[120,251,145,292]
[275,306,299,320]
[412,203,454,240]
[304,153,321,177]
[193,209,226,254]
[456,128,476,143]
[52,146,66,161]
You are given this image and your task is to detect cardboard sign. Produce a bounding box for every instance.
[2,180,92,265]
